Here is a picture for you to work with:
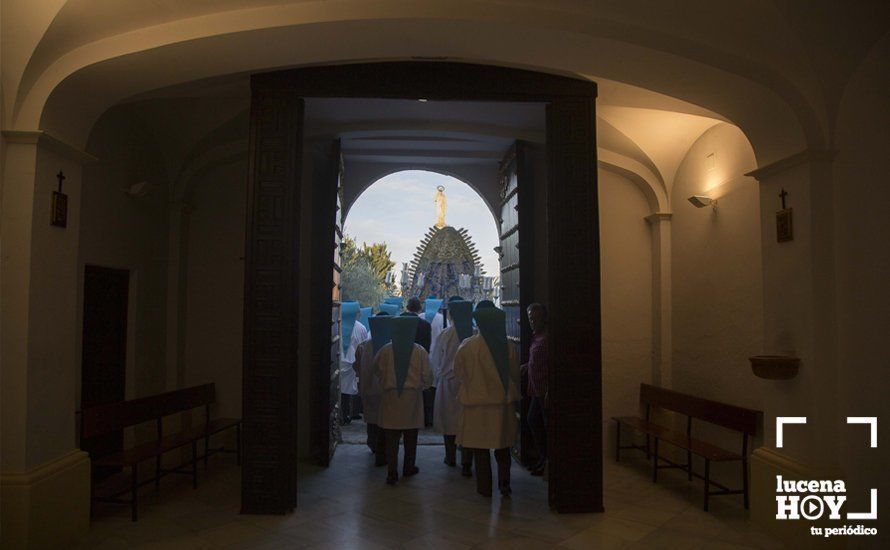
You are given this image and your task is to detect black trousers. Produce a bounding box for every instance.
[352,395,363,418]
[384,428,418,478]
[528,396,548,465]
[443,435,474,466]
[340,393,354,424]
[422,387,436,426]
[367,423,387,465]
[471,448,511,497]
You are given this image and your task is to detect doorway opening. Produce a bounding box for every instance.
[336,170,500,449]
[80,265,130,480]
[244,62,602,514]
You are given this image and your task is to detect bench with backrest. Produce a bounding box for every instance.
[613,383,761,511]
[81,383,241,521]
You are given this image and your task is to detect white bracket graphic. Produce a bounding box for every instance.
[776,417,807,448]
[847,489,878,520]
[846,417,878,448]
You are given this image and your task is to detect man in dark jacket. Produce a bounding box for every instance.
[403,297,434,425]
[403,297,432,351]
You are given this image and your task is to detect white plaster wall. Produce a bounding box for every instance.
[598,169,653,456]
[833,35,890,526]
[24,147,83,468]
[183,158,247,420]
[79,108,171,405]
[670,123,763,481]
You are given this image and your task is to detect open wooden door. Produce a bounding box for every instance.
[309,139,344,466]
[242,89,302,514]
[497,142,537,467]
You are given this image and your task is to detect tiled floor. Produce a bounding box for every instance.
[77,445,782,549]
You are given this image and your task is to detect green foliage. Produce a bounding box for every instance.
[340,235,396,306]
[362,242,395,283]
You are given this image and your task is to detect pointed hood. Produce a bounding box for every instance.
[449,300,474,342]
[390,316,420,396]
[378,303,400,317]
[424,297,443,323]
[368,314,393,355]
[358,307,373,330]
[473,307,509,394]
[341,301,360,355]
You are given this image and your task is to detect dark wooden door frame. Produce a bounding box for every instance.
[244,62,602,514]
[80,264,129,477]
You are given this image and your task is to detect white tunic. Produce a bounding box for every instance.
[340,321,369,395]
[355,340,382,425]
[432,326,462,435]
[373,343,432,430]
[430,312,444,359]
[453,335,520,450]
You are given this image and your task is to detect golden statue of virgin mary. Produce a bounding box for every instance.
[434,185,447,228]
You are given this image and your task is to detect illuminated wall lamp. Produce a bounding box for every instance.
[688,195,717,210]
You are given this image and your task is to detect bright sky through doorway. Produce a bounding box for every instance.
[343,171,499,281]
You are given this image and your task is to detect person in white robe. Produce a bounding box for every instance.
[340,302,369,425]
[354,312,393,466]
[432,298,475,472]
[373,316,432,485]
[454,305,520,498]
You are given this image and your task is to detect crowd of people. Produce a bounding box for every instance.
[340,296,549,498]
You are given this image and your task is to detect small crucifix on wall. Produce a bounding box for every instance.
[776,187,793,242]
[51,170,68,228]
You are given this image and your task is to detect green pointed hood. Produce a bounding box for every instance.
[449,300,474,342]
[368,314,393,355]
[472,307,509,394]
[390,316,419,396]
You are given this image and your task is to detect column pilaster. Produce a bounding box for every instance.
[646,212,672,388]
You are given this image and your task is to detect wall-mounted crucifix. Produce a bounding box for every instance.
[51,170,68,228]
[776,187,793,243]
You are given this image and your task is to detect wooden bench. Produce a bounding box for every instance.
[613,383,760,511]
[81,383,241,521]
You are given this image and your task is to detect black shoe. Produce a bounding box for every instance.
[403,466,419,477]
[386,474,398,485]
[499,485,512,498]
[461,464,473,477]
[478,489,492,498]
[444,458,456,467]
[530,467,544,477]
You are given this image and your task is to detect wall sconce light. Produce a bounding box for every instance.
[688,195,717,210]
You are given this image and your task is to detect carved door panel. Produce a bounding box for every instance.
[242,89,302,513]
[498,142,537,467]
[546,98,603,513]
[309,139,343,466]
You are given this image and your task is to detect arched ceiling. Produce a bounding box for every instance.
[115,87,715,214]
[6,0,887,168]
[5,0,885,206]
